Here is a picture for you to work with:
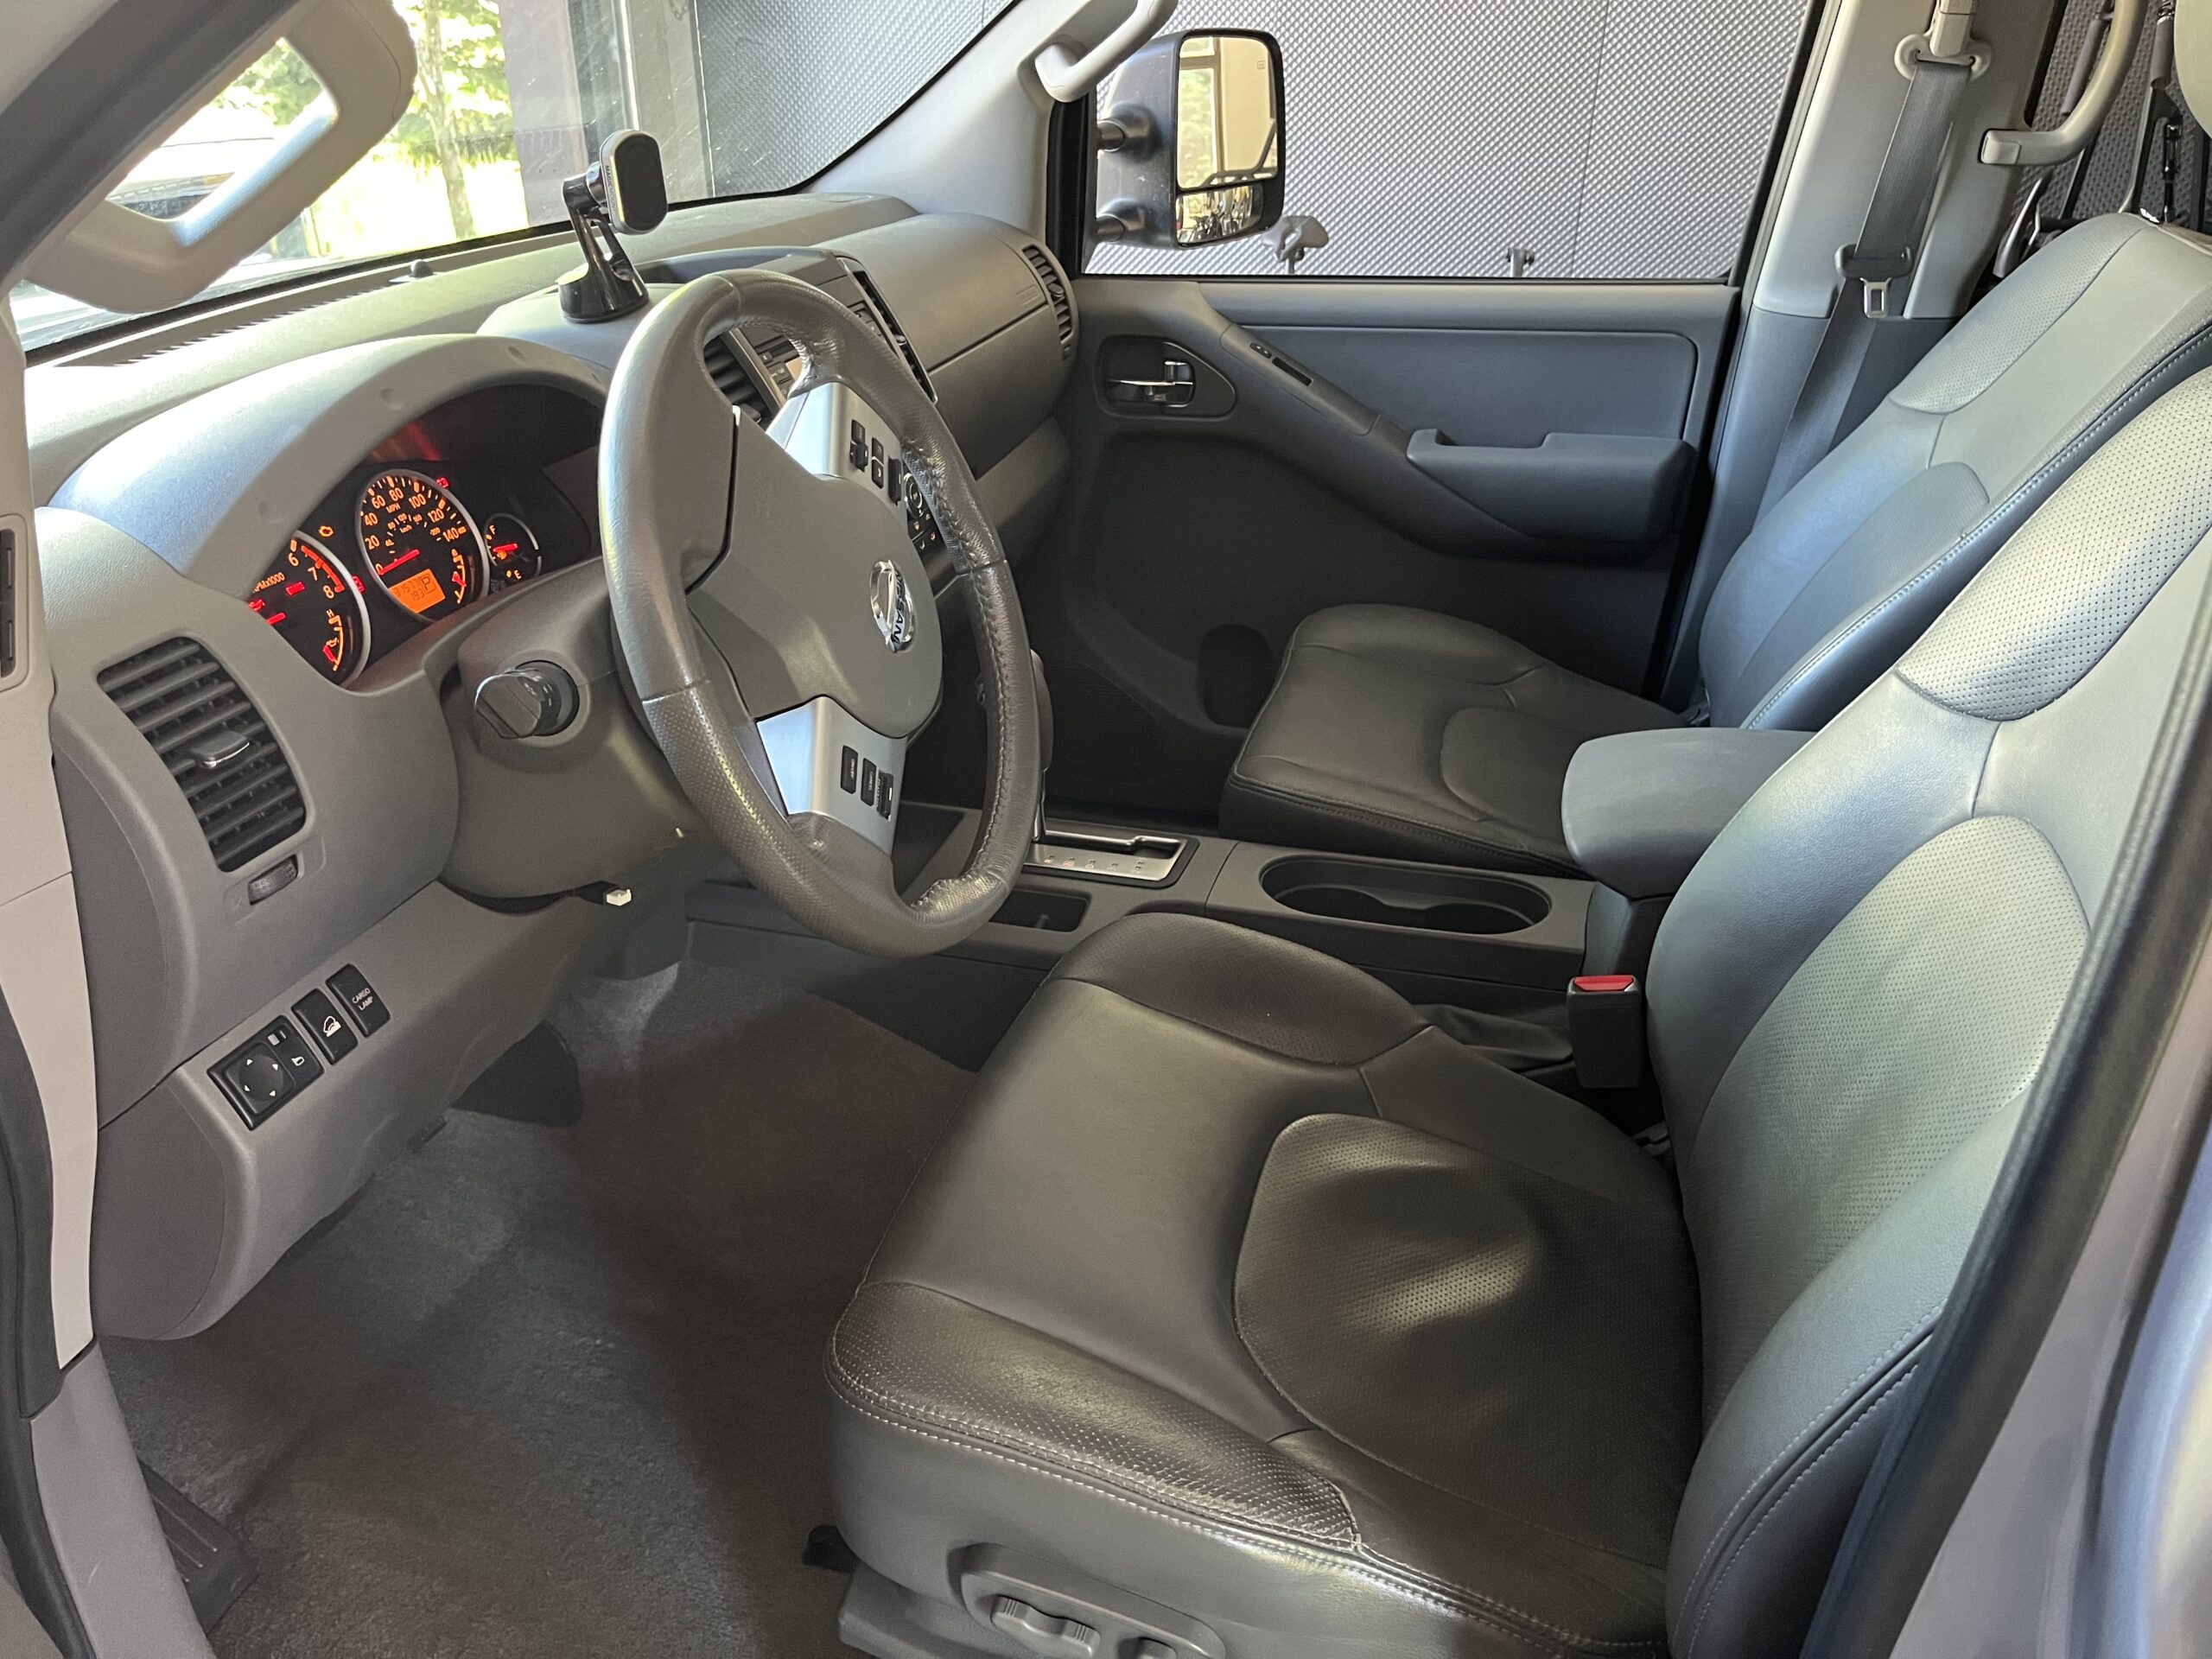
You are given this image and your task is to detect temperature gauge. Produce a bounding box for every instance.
[482,513,543,587]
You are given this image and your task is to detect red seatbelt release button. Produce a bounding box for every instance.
[1568,974,1645,1090]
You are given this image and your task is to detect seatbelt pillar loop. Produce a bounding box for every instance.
[1925,0,1977,62]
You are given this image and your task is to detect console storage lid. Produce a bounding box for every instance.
[1561,728,1813,900]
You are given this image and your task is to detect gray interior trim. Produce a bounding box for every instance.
[29,1351,207,1658]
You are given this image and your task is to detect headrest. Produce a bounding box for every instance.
[2180,0,2212,124]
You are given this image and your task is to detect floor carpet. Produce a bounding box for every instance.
[105,962,970,1657]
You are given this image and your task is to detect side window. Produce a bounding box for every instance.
[1088,0,1815,281]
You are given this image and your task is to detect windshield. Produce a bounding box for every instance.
[10,0,1013,353]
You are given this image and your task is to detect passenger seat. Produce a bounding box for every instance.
[1221,210,2212,874]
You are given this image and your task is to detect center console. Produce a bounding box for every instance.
[687,721,1816,1085]
[688,804,1589,1072]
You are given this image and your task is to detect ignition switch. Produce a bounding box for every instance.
[474,660,580,739]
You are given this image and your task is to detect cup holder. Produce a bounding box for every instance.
[1260,856,1551,937]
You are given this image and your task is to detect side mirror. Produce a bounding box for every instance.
[1096,31,1284,249]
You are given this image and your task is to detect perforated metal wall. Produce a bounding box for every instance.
[687,0,1017,192]
[1089,0,1815,280]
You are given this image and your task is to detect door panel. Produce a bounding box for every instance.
[1023,277,1734,818]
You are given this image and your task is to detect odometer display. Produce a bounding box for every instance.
[357,469,485,620]
[250,534,370,684]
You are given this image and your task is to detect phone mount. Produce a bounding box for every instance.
[557,130,669,323]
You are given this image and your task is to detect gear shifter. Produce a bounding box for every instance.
[1023,651,1190,886]
[1030,649,1054,843]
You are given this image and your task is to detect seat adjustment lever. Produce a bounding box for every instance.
[990,1595,1099,1656]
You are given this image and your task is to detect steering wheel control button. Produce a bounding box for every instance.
[327,965,391,1036]
[291,990,357,1063]
[213,1017,323,1127]
[474,661,580,740]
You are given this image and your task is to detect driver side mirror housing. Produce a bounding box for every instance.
[1095,31,1285,249]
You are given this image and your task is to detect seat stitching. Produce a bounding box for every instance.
[828,1368,1659,1656]
[1681,1358,1923,1659]
[824,1339,1349,1540]
[1745,315,2212,728]
[1677,1308,1942,1601]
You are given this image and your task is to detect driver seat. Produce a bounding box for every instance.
[825,371,2212,1657]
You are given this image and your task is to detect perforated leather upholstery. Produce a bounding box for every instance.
[1221,214,2212,873]
[830,364,2212,1658]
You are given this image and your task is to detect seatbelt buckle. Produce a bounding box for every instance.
[1839,244,1915,319]
[1568,974,1645,1090]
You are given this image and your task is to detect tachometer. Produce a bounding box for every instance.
[357,468,486,620]
[250,533,371,685]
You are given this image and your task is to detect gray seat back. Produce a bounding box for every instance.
[1699,212,2212,733]
[1648,365,2212,1656]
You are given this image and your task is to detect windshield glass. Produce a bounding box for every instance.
[11,0,1012,353]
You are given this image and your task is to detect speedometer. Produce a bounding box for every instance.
[250,533,370,684]
[357,468,486,620]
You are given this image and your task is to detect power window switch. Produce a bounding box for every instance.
[327,965,390,1035]
[292,990,357,1062]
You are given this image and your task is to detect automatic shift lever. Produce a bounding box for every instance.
[1020,652,1190,886]
[1030,650,1054,843]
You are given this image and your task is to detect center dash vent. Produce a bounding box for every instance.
[841,260,937,400]
[1021,245,1076,359]
[703,331,775,424]
[99,639,305,873]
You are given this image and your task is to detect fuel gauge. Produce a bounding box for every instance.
[483,513,543,587]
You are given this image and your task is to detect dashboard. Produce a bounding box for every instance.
[27,203,1080,1341]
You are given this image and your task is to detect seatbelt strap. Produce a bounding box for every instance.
[1760,46,1975,514]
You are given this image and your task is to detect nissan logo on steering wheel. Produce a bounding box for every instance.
[870,559,917,653]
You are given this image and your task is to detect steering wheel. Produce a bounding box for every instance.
[599,271,1038,957]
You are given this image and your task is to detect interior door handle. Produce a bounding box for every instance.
[1106,359,1197,408]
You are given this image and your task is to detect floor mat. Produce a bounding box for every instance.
[105,962,969,1658]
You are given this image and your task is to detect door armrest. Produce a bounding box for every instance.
[1562,728,1813,899]
[1406,429,1695,543]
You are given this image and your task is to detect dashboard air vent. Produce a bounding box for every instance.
[842,262,937,400]
[99,639,305,872]
[1021,245,1076,359]
[703,331,774,424]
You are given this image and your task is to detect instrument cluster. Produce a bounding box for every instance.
[247,458,588,685]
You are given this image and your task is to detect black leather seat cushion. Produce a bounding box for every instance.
[1219,606,1678,874]
[827,915,1699,1658]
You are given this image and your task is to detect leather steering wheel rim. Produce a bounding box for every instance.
[599,270,1038,957]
